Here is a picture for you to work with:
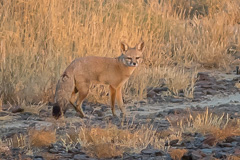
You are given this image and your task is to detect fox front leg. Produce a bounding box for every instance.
[116,87,126,117]
[109,85,117,117]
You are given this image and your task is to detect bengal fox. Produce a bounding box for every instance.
[52,41,145,119]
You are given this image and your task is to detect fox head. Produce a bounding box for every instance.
[120,41,145,67]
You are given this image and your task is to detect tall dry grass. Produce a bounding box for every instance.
[0,0,240,104]
[168,108,240,143]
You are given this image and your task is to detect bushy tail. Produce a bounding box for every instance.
[52,103,62,119]
[53,71,74,119]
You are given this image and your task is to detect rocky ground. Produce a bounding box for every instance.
[0,70,240,160]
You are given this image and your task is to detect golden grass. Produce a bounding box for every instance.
[0,0,239,104]
[227,155,240,160]
[77,124,165,158]
[169,148,188,160]
[29,129,56,147]
[168,108,240,143]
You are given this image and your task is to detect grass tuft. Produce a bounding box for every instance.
[29,129,56,147]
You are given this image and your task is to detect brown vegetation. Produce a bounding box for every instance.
[0,0,239,104]
[168,108,240,144]
[29,129,56,147]
[77,124,164,158]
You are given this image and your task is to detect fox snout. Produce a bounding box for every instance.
[130,61,138,67]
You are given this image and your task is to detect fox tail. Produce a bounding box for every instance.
[52,71,74,119]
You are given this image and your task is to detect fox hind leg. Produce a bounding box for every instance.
[69,87,78,107]
[74,82,89,118]
[109,85,117,117]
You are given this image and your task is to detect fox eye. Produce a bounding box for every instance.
[136,57,141,59]
[127,57,132,60]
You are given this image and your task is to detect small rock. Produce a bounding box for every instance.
[20,112,34,120]
[195,81,213,86]
[73,154,89,160]
[153,87,168,93]
[170,98,183,103]
[141,148,164,156]
[33,156,44,160]
[201,149,213,155]
[137,108,145,111]
[225,136,240,143]
[234,148,240,155]
[147,90,156,98]
[168,108,186,115]
[0,112,8,117]
[201,84,213,89]
[39,109,50,117]
[197,72,210,81]
[214,151,227,159]
[191,150,205,160]
[170,139,179,146]
[100,105,108,112]
[12,106,24,113]
[203,135,216,146]
[204,89,217,95]
[82,105,93,112]
[217,142,235,147]
[139,100,147,104]
[93,110,104,117]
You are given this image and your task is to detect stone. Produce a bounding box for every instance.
[201,149,213,155]
[217,142,235,147]
[147,90,156,98]
[153,87,168,93]
[93,110,104,117]
[139,100,147,104]
[73,154,90,160]
[204,89,217,95]
[191,150,205,160]
[137,108,145,111]
[141,148,164,156]
[0,112,8,117]
[170,98,183,103]
[169,139,179,146]
[203,135,216,146]
[214,151,227,159]
[12,106,24,113]
[197,72,210,81]
[33,156,45,160]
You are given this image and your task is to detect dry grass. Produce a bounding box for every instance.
[77,124,165,158]
[227,155,240,160]
[169,148,188,160]
[168,108,240,143]
[5,133,27,149]
[29,129,56,147]
[0,0,239,104]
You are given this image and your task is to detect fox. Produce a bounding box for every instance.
[52,41,145,119]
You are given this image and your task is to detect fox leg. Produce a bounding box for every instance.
[69,87,78,108]
[74,82,89,118]
[109,85,117,117]
[116,87,126,117]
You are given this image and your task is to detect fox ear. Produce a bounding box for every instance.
[136,41,145,52]
[121,42,129,53]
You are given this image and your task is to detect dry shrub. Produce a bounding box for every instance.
[29,129,56,147]
[78,124,164,158]
[4,133,27,149]
[168,108,240,143]
[235,82,240,89]
[169,148,188,160]
[227,155,240,160]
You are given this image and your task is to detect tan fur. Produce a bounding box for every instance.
[53,41,144,119]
